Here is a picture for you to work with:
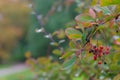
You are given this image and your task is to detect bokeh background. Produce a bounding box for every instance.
[0,0,76,63]
[0,0,77,80]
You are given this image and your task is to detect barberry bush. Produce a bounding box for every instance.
[27,0,120,80]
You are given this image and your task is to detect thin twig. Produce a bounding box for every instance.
[81,14,120,53]
[31,2,65,55]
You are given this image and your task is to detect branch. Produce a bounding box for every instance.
[30,2,65,55]
[78,13,120,54]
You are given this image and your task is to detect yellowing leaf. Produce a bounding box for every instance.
[113,74,120,80]
[100,0,120,6]
[91,0,97,5]
[115,5,120,13]
[52,49,61,55]
[113,53,120,62]
[65,28,82,39]
[69,41,76,48]
[75,14,96,28]
[75,14,94,22]
[60,51,73,59]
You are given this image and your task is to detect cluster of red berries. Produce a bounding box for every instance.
[89,45,110,64]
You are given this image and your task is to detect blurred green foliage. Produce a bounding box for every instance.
[0,0,77,63]
[26,0,77,57]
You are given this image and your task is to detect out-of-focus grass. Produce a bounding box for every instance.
[0,69,34,80]
[0,64,12,69]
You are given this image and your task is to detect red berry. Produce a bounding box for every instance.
[93,55,97,60]
[105,51,109,55]
[100,46,103,50]
[99,49,102,53]
[98,52,102,57]
[95,48,98,52]
[106,47,110,51]
[98,61,102,64]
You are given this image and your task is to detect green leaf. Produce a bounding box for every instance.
[52,49,61,55]
[113,53,120,62]
[60,51,73,59]
[96,6,111,15]
[96,26,105,30]
[62,55,76,70]
[110,63,120,71]
[73,75,84,80]
[82,32,86,44]
[69,41,76,48]
[100,0,120,6]
[65,28,82,39]
[115,5,120,13]
[76,14,94,22]
[75,14,96,28]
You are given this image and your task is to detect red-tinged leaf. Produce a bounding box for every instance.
[113,36,120,45]
[102,15,114,24]
[109,19,114,28]
[96,11,104,19]
[114,40,120,45]
[65,28,82,39]
[75,14,96,28]
[89,8,96,19]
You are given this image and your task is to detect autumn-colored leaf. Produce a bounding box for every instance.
[75,14,96,28]
[100,0,120,6]
[89,8,96,19]
[65,28,82,39]
[113,74,120,80]
[109,19,114,28]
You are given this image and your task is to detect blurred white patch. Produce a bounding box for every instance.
[74,73,79,77]
[59,40,65,44]
[37,15,42,20]
[99,76,104,80]
[50,42,55,45]
[115,18,120,23]
[57,6,62,12]
[28,4,33,8]
[113,35,119,40]
[42,72,46,76]
[35,28,44,33]
[31,11,36,15]
[44,34,51,38]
